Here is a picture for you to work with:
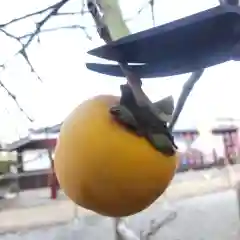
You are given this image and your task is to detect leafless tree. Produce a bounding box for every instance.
[0,0,158,123]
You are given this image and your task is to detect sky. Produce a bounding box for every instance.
[0,0,240,143]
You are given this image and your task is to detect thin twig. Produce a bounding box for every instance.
[149,0,155,26]
[0,0,70,28]
[0,28,42,82]
[125,0,152,22]
[0,80,33,122]
[22,0,71,50]
[19,25,92,40]
[169,70,204,130]
[0,0,72,120]
[141,212,177,240]
[56,11,89,16]
[0,0,154,121]
[0,28,20,40]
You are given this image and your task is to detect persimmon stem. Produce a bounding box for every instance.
[87,0,163,121]
[87,0,205,130]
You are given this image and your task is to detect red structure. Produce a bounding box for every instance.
[3,124,239,199]
[174,125,239,168]
[222,130,240,162]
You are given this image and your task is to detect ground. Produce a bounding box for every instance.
[0,190,239,240]
[0,166,240,239]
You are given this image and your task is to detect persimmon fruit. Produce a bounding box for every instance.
[54,95,177,217]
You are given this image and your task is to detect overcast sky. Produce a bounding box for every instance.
[0,0,239,143]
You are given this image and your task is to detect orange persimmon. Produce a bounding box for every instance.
[54,95,177,217]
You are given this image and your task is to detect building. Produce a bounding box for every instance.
[0,123,238,197]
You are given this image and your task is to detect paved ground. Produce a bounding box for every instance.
[131,190,240,240]
[0,166,240,239]
[0,190,239,240]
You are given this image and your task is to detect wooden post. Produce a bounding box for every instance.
[16,151,24,173]
[48,149,57,199]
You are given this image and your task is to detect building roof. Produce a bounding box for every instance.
[3,121,238,152]
[29,123,62,134]
[3,138,57,152]
[28,122,239,135]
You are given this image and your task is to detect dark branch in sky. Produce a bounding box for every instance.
[0,0,74,122]
[19,24,92,40]
[0,77,33,122]
[0,0,153,123]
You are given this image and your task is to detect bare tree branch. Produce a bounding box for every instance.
[149,0,156,26]
[0,0,155,122]
[169,70,204,130]
[0,0,73,121]
[0,27,43,82]
[0,28,20,40]
[0,0,70,28]
[124,0,155,22]
[0,79,33,122]
[19,24,92,40]
[21,0,71,50]
[55,11,89,16]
